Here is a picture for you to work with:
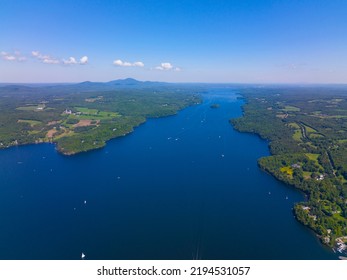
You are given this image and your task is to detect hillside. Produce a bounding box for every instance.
[231,86,347,253]
[0,80,201,155]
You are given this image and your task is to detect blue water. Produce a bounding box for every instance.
[0,88,337,259]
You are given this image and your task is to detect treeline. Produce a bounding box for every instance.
[0,84,201,154]
[57,116,146,154]
[231,87,347,248]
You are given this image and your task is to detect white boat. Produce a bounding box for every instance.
[81,252,85,259]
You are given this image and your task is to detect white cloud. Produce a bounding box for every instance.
[80,56,88,65]
[63,57,78,65]
[133,61,144,67]
[161,62,173,70]
[113,59,124,66]
[43,58,60,64]
[4,55,16,61]
[113,59,144,67]
[32,51,60,64]
[123,61,132,67]
[1,51,26,62]
[32,51,51,61]
[155,62,180,71]
[63,56,88,65]
[32,51,89,66]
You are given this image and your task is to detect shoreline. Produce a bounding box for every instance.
[230,92,347,256]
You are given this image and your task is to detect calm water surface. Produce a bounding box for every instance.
[0,88,337,259]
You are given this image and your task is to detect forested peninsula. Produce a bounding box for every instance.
[231,86,347,254]
[0,79,201,155]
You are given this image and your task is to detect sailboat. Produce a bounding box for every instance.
[81,252,86,259]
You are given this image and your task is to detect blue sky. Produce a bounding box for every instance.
[1,0,347,83]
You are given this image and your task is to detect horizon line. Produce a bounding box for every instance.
[1,78,347,86]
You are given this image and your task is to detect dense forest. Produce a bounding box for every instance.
[0,79,201,155]
[231,86,347,252]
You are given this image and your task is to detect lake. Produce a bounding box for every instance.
[0,88,337,259]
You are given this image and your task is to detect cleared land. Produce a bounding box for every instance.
[0,80,201,155]
[231,86,347,252]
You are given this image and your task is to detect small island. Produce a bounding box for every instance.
[0,79,201,155]
[210,103,220,109]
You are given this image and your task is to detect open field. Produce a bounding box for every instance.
[0,80,201,155]
[17,119,42,127]
[231,86,347,249]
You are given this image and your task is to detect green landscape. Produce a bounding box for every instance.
[0,79,201,155]
[231,86,347,252]
[1,80,346,255]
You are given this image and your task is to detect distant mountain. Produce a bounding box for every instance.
[1,85,34,90]
[106,78,143,86]
[0,78,172,95]
[0,84,40,95]
[72,78,169,91]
